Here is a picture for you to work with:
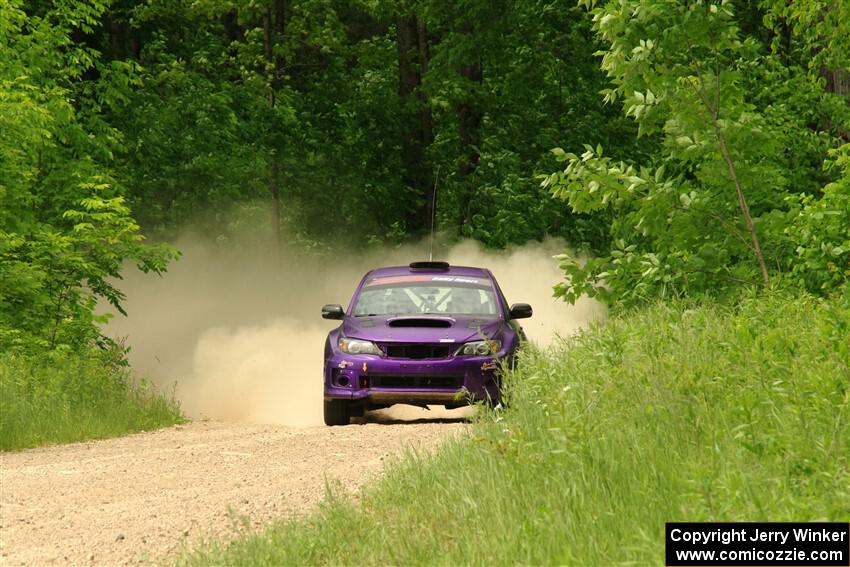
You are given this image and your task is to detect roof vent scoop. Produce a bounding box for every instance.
[409,261,450,271]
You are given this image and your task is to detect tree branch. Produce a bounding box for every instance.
[690,61,771,289]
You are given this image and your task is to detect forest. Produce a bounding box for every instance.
[1,0,849,563]
[1,0,848,360]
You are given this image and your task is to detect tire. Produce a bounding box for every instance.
[323,399,350,426]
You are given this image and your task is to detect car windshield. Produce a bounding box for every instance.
[353,275,498,316]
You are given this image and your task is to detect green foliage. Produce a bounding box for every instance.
[1,182,177,351]
[85,0,642,249]
[0,349,183,451]
[6,0,846,317]
[786,145,850,293]
[180,293,850,565]
[0,0,177,352]
[544,0,850,307]
[761,0,850,73]
[111,0,409,240]
[422,1,645,248]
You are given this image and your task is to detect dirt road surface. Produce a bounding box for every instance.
[0,412,468,566]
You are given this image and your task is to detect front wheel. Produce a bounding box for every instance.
[323,399,350,426]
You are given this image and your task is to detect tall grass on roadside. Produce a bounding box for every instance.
[0,350,183,451]
[181,292,850,566]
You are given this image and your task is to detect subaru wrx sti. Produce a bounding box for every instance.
[321,261,532,425]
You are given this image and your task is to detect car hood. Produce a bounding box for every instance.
[342,314,505,344]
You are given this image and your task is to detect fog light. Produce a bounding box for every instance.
[338,376,350,387]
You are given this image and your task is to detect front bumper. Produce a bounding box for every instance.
[324,352,503,407]
[349,389,471,405]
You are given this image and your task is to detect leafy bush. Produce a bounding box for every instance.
[0,184,178,352]
[786,146,850,293]
[0,1,178,352]
[181,292,849,566]
[542,1,850,308]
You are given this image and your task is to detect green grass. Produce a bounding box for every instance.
[0,350,184,451]
[181,292,850,566]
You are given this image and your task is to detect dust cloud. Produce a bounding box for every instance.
[106,235,604,426]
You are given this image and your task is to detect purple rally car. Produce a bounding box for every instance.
[320,261,532,425]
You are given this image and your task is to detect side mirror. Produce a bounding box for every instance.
[509,303,532,319]
[321,304,345,320]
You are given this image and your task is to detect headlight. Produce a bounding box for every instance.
[338,337,383,356]
[456,340,501,356]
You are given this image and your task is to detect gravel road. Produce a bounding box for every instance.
[0,410,468,566]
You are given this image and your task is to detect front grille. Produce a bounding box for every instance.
[382,344,454,359]
[371,375,464,389]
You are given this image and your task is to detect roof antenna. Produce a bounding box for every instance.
[428,166,440,262]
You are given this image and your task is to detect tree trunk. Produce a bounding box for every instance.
[273,0,286,89]
[263,0,287,247]
[457,62,482,178]
[396,14,432,235]
[456,23,482,233]
[417,18,433,147]
[109,11,122,58]
[223,9,244,43]
[270,154,281,248]
[824,68,850,97]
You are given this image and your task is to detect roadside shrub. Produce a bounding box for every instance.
[786,146,850,294]
[0,348,183,451]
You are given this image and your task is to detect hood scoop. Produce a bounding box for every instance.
[387,317,453,328]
